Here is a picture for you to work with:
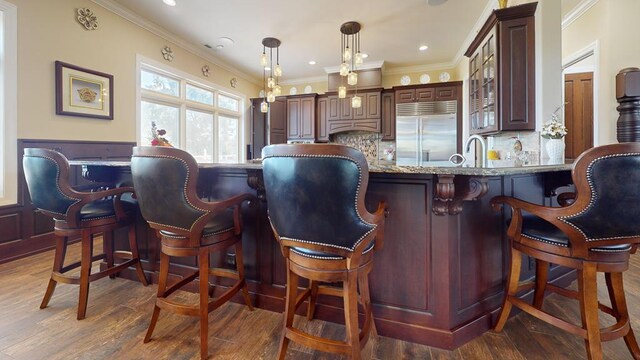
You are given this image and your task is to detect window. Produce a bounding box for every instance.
[0,1,17,206]
[137,56,245,163]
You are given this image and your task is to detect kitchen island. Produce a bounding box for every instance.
[77,159,574,349]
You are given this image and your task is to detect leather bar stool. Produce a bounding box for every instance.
[130,146,254,360]
[492,143,640,360]
[261,144,386,360]
[23,148,148,320]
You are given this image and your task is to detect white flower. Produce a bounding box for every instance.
[541,105,568,139]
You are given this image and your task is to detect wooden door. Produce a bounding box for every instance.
[415,88,435,102]
[316,97,329,142]
[381,90,395,140]
[365,92,381,119]
[269,98,287,145]
[395,89,415,103]
[564,72,594,159]
[300,96,316,139]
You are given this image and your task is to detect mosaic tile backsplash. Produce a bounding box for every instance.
[333,132,380,162]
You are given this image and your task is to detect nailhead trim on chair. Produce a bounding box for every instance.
[133,154,210,232]
[160,226,235,239]
[559,152,640,243]
[263,153,377,253]
[521,234,568,247]
[81,215,116,222]
[290,243,375,260]
[27,154,81,217]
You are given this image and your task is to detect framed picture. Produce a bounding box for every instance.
[55,61,113,120]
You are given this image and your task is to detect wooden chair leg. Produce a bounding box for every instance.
[578,262,602,360]
[77,230,94,320]
[494,247,522,332]
[278,263,299,360]
[533,259,549,309]
[605,272,640,359]
[234,241,253,311]
[344,270,361,360]
[103,230,115,279]
[306,280,319,321]
[128,223,148,286]
[199,248,210,360]
[144,251,170,343]
[40,236,68,309]
[357,270,377,338]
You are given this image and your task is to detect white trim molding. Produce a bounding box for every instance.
[562,41,600,146]
[0,0,18,206]
[91,0,262,87]
[280,76,327,86]
[562,0,599,30]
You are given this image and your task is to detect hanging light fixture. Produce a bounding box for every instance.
[260,37,282,112]
[339,21,363,107]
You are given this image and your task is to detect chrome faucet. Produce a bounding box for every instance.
[464,135,487,167]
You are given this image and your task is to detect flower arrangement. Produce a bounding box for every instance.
[383,146,395,156]
[150,121,172,146]
[541,106,568,139]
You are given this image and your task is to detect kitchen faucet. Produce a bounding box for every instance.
[464,134,487,167]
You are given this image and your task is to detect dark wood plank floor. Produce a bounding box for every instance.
[0,239,638,359]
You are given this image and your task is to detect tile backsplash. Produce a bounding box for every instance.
[333,132,380,162]
[486,131,542,165]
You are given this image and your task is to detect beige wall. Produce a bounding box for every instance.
[563,0,640,145]
[11,0,260,142]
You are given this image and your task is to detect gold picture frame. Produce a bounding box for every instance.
[55,61,113,120]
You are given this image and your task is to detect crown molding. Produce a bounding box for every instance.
[562,0,599,30]
[90,0,262,87]
[382,61,456,75]
[280,76,327,86]
[323,60,386,74]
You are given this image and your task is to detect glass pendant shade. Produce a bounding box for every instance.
[273,84,282,96]
[338,86,347,99]
[267,77,275,89]
[260,101,268,113]
[347,71,358,86]
[354,52,364,66]
[351,95,362,108]
[339,63,350,76]
[260,53,268,67]
[343,47,352,61]
[267,91,275,103]
[274,64,282,77]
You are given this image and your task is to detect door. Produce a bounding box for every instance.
[564,72,594,159]
[395,117,419,166]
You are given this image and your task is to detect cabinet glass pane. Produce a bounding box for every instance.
[186,109,214,162]
[487,105,495,126]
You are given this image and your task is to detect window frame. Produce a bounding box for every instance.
[136,55,246,163]
[0,1,18,206]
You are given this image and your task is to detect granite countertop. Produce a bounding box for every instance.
[70,159,572,176]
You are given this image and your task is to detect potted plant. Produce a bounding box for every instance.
[541,106,568,161]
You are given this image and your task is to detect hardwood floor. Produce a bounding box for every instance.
[0,239,638,359]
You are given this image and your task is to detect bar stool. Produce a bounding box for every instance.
[261,144,386,360]
[130,146,254,360]
[23,148,148,320]
[492,143,640,360]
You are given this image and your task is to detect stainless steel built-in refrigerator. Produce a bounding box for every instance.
[395,100,458,166]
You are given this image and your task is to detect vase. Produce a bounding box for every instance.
[545,138,565,162]
[386,153,394,161]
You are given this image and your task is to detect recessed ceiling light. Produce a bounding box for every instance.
[308,60,316,65]
[264,67,271,71]
[162,0,176,6]
[361,53,369,58]
[215,44,224,50]
[419,45,429,51]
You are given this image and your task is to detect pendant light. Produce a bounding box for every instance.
[339,21,363,107]
[260,37,282,112]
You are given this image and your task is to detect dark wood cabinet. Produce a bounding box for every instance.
[317,90,382,137]
[381,89,395,140]
[316,96,329,142]
[465,2,537,135]
[250,97,286,159]
[287,94,317,141]
[396,87,435,103]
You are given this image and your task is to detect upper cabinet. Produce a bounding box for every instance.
[316,90,382,141]
[465,2,537,135]
[287,94,317,141]
[381,89,395,141]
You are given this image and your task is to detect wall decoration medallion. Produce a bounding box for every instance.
[202,65,210,77]
[76,8,98,30]
[161,46,174,62]
[55,61,113,120]
[230,77,238,88]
